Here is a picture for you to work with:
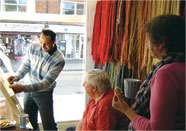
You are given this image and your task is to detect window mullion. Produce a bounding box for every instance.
[74,3,77,15]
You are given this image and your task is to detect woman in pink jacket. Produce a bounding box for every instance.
[112,14,185,130]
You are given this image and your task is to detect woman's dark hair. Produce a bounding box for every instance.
[143,15,185,53]
[41,29,56,42]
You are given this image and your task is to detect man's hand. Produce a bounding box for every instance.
[9,84,25,93]
[7,76,19,84]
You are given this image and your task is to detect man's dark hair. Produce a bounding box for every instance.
[143,14,185,53]
[41,29,56,42]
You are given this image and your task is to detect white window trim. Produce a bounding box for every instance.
[0,0,2,11]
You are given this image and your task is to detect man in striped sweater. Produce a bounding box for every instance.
[7,29,65,130]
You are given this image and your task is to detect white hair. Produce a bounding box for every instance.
[85,69,111,91]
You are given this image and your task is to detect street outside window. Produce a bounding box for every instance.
[0,0,86,123]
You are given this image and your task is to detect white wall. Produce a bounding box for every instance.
[85,0,97,105]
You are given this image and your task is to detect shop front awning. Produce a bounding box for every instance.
[0,32,40,36]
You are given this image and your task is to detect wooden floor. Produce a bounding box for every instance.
[39,121,79,131]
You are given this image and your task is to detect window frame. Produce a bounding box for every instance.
[61,1,85,16]
[76,2,85,16]
[62,2,75,15]
[3,0,27,12]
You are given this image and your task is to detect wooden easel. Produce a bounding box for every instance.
[0,75,24,125]
[0,50,32,129]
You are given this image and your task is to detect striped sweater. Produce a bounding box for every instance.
[16,43,65,92]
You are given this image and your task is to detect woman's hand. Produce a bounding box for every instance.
[112,91,130,114]
[112,91,137,121]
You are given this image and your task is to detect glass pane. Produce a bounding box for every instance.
[5,5,17,11]
[77,3,85,15]
[18,5,26,12]
[19,0,27,4]
[63,2,74,9]
[4,0,17,4]
[63,9,74,15]
[1,0,86,123]
[76,35,80,51]
[77,3,84,9]
[77,9,83,15]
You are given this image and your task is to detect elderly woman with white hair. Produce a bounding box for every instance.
[66,69,129,131]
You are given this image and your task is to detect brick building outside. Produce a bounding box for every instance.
[0,0,86,60]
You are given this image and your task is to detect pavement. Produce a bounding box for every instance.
[17,92,85,122]
[63,58,85,71]
[9,58,85,72]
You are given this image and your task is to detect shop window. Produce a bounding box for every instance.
[3,0,27,12]
[0,33,85,123]
[63,34,84,59]
[62,1,85,16]
[0,0,86,125]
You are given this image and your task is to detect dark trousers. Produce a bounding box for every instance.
[65,126,76,131]
[24,89,57,130]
